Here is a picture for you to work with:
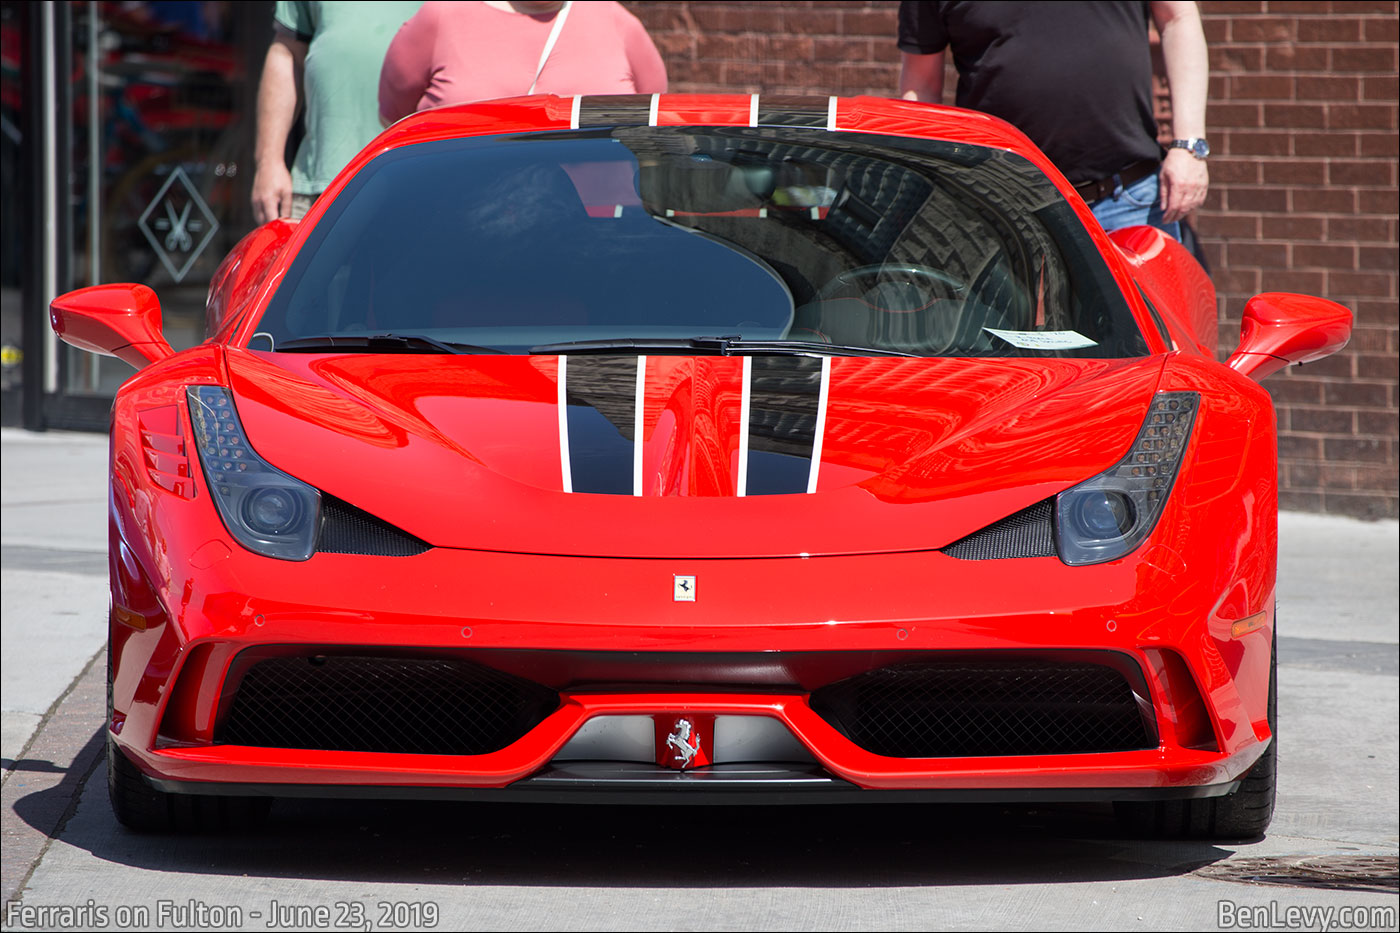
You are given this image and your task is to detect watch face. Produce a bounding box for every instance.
[1192,139,1210,159]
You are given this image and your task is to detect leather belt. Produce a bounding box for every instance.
[1074,158,1160,205]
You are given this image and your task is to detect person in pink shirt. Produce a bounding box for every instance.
[379,0,667,123]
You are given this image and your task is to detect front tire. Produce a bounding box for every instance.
[107,737,272,833]
[1116,630,1277,839]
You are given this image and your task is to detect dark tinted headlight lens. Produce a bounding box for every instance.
[1071,491,1135,539]
[187,386,321,561]
[1055,392,1198,566]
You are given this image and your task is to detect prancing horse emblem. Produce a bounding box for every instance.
[665,717,702,768]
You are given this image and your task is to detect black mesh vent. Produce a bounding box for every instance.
[942,499,1055,560]
[318,497,430,556]
[218,654,559,755]
[809,659,1153,758]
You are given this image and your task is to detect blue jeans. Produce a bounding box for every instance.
[1090,171,1181,241]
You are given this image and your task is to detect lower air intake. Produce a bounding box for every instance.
[217,654,558,755]
[942,499,1056,560]
[809,657,1154,758]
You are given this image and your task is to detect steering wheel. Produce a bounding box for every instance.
[814,263,967,306]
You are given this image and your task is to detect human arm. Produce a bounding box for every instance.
[251,24,307,223]
[1152,0,1209,223]
[899,51,944,103]
[379,6,438,126]
[622,8,667,94]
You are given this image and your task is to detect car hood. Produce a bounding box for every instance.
[225,349,1165,558]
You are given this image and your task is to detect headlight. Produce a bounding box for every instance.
[1055,391,1198,566]
[187,386,321,561]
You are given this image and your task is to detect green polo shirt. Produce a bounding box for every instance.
[275,1,423,195]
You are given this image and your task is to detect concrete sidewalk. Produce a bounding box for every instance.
[3,426,1396,772]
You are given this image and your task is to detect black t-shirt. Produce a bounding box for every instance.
[897,0,1162,183]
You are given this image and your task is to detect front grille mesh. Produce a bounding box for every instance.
[809,659,1152,758]
[942,499,1056,560]
[318,497,430,556]
[218,654,558,755]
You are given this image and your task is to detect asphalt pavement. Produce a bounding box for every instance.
[2,427,1397,931]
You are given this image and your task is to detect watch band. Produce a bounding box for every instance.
[1168,138,1210,160]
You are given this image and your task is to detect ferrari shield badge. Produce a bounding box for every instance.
[673,574,696,602]
[654,715,714,770]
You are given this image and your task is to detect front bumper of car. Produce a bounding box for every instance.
[109,543,1276,800]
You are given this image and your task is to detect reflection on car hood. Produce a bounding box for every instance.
[226,349,1165,558]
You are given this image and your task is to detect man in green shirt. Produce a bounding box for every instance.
[251,1,422,223]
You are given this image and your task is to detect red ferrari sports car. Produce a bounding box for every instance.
[52,94,1352,836]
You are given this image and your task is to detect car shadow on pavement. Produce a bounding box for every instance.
[11,730,1241,888]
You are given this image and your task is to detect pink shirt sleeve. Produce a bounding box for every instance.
[379,4,437,124]
[619,7,667,94]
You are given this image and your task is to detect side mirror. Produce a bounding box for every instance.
[50,284,176,370]
[1226,292,1352,382]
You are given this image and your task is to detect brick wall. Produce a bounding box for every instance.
[625,0,1399,519]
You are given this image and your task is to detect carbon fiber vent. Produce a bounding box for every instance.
[318,497,430,556]
[942,499,1055,560]
[218,654,559,755]
[810,658,1154,758]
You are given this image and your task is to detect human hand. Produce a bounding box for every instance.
[251,160,294,224]
[1159,148,1208,223]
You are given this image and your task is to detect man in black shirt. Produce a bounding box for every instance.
[897,1,1209,240]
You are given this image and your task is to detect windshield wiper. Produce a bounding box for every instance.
[275,334,505,355]
[529,336,918,358]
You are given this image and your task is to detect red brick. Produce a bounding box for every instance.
[1226,130,1291,155]
[1205,1,1267,12]
[1232,17,1296,42]
[1359,131,1399,156]
[1230,241,1290,266]
[1328,216,1393,241]
[1268,378,1325,405]
[840,9,898,36]
[1364,17,1400,43]
[1259,270,1329,294]
[1263,160,1327,184]
[1293,131,1360,157]
[1216,45,1266,73]
[1202,212,1262,238]
[1293,243,1357,269]
[1327,103,1398,130]
[768,35,815,60]
[1330,159,1396,186]
[1324,381,1392,407]
[1358,353,1400,380]
[1330,46,1399,72]
[1354,299,1399,326]
[1212,102,1266,129]
[1320,492,1397,520]
[1278,434,1324,459]
[1358,247,1399,272]
[1262,214,1327,239]
[1266,45,1329,71]
[1202,18,1230,42]
[1291,351,1355,379]
[1296,18,1363,42]
[1359,410,1400,435]
[1296,75,1362,100]
[1230,74,1295,98]
[786,10,842,34]
[1288,406,1355,434]
[813,36,873,61]
[721,61,768,89]
[1218,267,1264,294]
[1263,103,1328,127]
[1331,271,1396,297]
[1210,157,1262,184]
[1279,490,1326,512]
[1292,187,1356,213]
[1336,1,1400,13]
[1324,437,1391,461]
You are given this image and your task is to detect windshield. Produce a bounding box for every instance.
[255,127,1147,358]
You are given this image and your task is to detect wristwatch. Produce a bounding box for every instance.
[1168,138,1211,160]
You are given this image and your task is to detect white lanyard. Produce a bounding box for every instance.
[527,1,573,95]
